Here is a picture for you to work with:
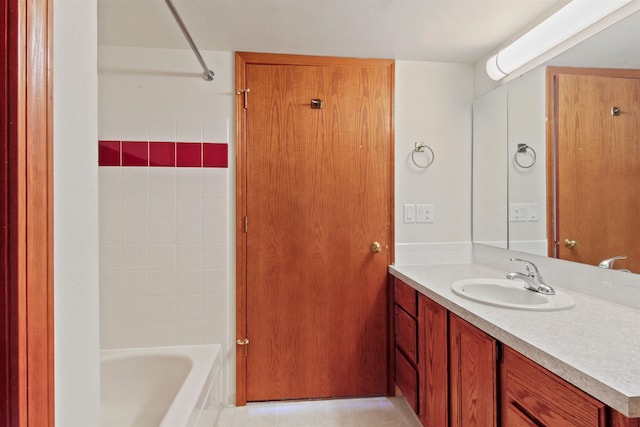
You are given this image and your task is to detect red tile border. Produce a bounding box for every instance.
[176,142,202,167]
[122,141,149,166]
[149,142,176,167]
[98,140,121,166]
[99,141,227,168]
[203,143,228,168]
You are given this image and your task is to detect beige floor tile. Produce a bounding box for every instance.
[216,397,421,427]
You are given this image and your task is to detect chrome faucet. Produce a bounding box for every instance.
[599,255,627,269]
[506,258,556,295]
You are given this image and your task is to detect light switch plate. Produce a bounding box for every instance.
[404,204,416,223]
[527,203,539,222]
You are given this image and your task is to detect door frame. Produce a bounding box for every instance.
[235,52,395,405]
[545,66,640,258]
[2,0,55,425]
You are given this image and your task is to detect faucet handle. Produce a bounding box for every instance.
[510,258,539,274]
[599,255,627,269]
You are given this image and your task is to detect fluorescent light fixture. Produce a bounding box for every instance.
[486,0,633,81]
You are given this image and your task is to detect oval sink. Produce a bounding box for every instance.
[451,278,575,311]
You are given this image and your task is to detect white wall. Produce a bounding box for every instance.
[394,61,474,264]
[54,0,101,425]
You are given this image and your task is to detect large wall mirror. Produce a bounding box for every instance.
[472,9,640,272]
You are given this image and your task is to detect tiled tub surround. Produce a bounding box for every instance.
[389,262,640,417]
[99,157,228,349]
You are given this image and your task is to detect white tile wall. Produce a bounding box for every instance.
[99,166,229,349]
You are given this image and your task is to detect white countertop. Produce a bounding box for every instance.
[389,263,640,418]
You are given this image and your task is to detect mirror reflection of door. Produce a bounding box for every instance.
[551,68,640,272]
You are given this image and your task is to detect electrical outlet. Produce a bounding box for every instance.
[404,204,416,223]
[416,204,435,223]
[510,203,527,222]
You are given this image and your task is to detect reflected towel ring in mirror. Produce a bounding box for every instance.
[515,143,536,169]
[411,142,435,169]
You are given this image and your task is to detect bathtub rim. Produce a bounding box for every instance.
[100,344,221,427]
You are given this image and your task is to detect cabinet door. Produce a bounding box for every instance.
[449,314,497,427]
[501,345,607,427]
[418,295,448,427]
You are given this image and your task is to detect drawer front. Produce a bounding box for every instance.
[504,402,541,427]
[395,306,417,364]
[395,348,418,414]
[394,278,417,317]
[501,346,607,427]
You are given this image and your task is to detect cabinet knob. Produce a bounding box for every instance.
[370,242,382,253]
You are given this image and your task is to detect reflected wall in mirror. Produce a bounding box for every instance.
[472,86,507,249]
[472,9,640,272]
[472,68,546,256]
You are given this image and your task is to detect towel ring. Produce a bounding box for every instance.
[411,143,435,169]
[515,143,536,169]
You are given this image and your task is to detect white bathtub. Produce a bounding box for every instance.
[100,345,221,427]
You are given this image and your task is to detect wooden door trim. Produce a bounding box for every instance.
[235,52,395,405]
[3,0,55,424]
[545,66,640,258]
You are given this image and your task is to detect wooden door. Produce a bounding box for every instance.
[554,71,640,271]
[235,53,394,403]
[449,314,497,427]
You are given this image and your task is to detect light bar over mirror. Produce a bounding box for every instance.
[486,0,634,81]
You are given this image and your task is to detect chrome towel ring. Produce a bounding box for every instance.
[411,142,435,169]
[515,143,536,169]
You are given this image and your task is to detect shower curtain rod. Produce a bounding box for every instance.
[164,0,216,81]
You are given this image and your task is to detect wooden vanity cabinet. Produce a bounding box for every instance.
[449,313,498,427]
[392,277,640,427]
[393,278,448,426]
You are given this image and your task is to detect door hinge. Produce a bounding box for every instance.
[244,216,248,233]
[236,88,250,109]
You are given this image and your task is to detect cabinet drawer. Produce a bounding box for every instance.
[504,402,540,427]
[394,278,417,317]
[395,348,418,413]
[501,346,607,427]
[395,306,417,363]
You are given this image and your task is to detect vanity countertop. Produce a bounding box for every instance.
[389,263,640,418]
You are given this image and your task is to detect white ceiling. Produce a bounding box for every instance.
[98,0,566,64]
